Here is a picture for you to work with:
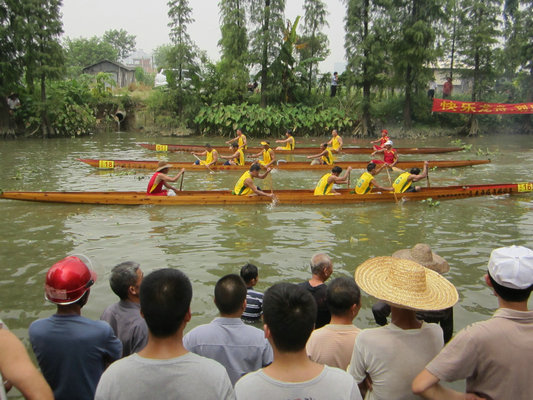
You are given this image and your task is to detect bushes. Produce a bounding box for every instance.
[193,103,356,137]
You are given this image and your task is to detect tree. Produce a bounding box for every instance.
[64,36,118,76]
[344,0,390,136]
[102,29,136,61]
[153,44,174,70]
[390,0,446,128]
[218,0,249,103]
[248,0,286,107]
[456,0,502,135]
[300,0,329,94]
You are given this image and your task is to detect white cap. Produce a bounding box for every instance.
[488,245,533,289]
[384,140,393,146]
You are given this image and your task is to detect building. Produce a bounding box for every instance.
[82,60,136,88]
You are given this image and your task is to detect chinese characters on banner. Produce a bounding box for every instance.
[432,98,533,114]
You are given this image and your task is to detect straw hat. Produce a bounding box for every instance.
[354,257,458,311]
[156,161,172,172]
[392,243,449,274]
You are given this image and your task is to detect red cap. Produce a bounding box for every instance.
[381,129,388,134]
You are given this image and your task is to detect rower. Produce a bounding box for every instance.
[250,141,276,168]
[226,128,247,149]
[232,163,275,199]
[393,161,429,193]
[370,140,398,168]
[327,129,343,154]
[354,162,393,195]
[314,166,352,196]
[219,142,245,166]
[307,143,334,165]
[370,129,390,151]
[147,161,185,196]
[192,143,218,167]
[275,129,295,150]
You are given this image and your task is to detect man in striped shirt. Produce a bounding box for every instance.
[240,263,264,324]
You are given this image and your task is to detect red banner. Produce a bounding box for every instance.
[432,98,533,114]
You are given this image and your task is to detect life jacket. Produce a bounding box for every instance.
[393,172,412,193]
[282,136,295,150]
[259,149,272,166]
[384,149,396,164]
[233,171,253,195]
[147,172,167,195]
[355,172,374,195]
[238,135,247,149]
[321,148,334,165]
[330,136,341,151]
[200,149,217,165]
[314,173,333,195]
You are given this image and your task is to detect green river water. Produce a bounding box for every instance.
[0,132,532,390]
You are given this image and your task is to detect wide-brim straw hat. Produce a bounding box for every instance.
[392,243,449,274]
[354,257,458,311]
[156,161,172,172]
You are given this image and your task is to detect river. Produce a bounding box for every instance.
[0,132,532,391]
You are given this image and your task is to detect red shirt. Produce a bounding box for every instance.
[146,172,167,195]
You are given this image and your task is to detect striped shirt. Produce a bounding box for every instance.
[242,288,264,323]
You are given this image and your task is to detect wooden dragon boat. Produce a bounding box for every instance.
[1,183,531,206]
[79,158,491,171]
[138,143,464,155]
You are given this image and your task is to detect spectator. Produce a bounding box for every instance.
[348,256,458,399]
[184,274,273,385]
[235,283,361,400]
[428,80,437,99]
[298,253,333,329]
[95,268,234,399]
[442,77,452,98]
[331,72,339,97]
[306,277,361,370]
[240,263,264,324]
[101,261,148,356]
[372,243,455,343]
[413,245,533,400]
[0,324,53,400]
[29,255,122,400]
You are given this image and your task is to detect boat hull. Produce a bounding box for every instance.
[138,143,464,155]
[1,183,531,205]
[79,158,491,171]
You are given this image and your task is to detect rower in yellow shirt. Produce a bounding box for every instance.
[191,144,218,167]
[393,161,429,193]
[250,141,276,168]
[307,143,335,165]
[314,166,352,195]
[233,164,275,199]
[219,143,245,166]
[226,128,247,149]
[275,129,296,150]
[354,163,393,195]
[327,129,343,154]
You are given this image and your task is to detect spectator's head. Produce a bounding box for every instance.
[240,263,259,286]
[109,261,143,301]
[486,245,533,303]
[355,256,458,312]
[214,274,247,316]
[334,72,338,76]
[263,283,316,352]
[327,277,361,319]
[310,253,333,282]
[45,255,96,308]
[367,162,377,172]
[140,269,192,338]
[392,243,449,274]
[331,166,342,176]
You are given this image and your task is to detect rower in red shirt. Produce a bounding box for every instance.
[370,129,390,151]
[146,161,185,196]
[371,140,398,168]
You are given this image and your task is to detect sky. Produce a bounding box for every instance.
[61,0,346,73]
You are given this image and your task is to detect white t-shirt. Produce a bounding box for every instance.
[235,365,362,400]
[349,322,443,400]
[306,324,361,370]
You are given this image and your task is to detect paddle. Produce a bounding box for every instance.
[179,171,185,191]
[192,154,214,173]
[426,168,431,188]
[385,166,399,204]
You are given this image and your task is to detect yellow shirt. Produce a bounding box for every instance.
[393,172,412,193]
[259,149,273,166]
[330,136,341,151]
[200,149,217,166]
[321,149,334,165]
[233,171,253,195]
[234,149,245,166]
[314,173,334,195]
[282,136,295,150]
[355,172,374,194]
[238,135,247,149]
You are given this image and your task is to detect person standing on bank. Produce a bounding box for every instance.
[442,77,453,98]
[331,72,339,97]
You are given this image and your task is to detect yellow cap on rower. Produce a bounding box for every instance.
[260,141,269,146]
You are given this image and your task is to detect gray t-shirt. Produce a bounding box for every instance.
[235,365,362,400]
[95,352,235,400]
